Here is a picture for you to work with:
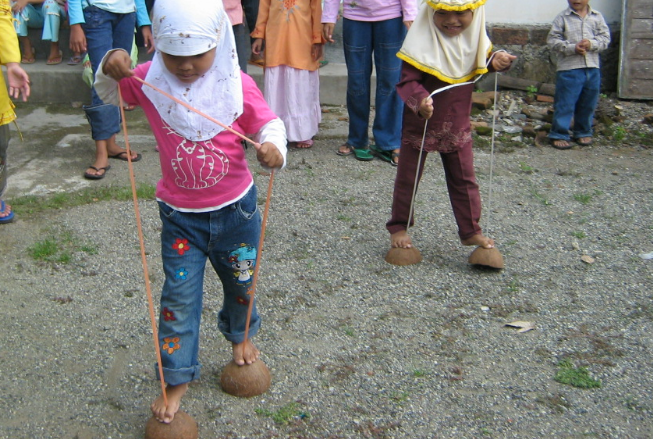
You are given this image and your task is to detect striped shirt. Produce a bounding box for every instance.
[547,6,610,71]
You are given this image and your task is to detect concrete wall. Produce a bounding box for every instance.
[486,0,622,25]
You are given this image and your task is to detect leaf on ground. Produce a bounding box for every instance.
[581,255,595,264]
[505,321,535,333]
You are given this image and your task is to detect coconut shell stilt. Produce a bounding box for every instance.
[468,246,504,269]
[385,246,423,266]
[144,410,198,439]
[220,359,271,397]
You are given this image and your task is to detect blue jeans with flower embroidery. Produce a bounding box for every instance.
[156,186,262,386]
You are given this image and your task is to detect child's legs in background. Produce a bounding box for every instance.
[387,139,427,235]
[82,5,134,157]
[232,23,248,72]
[83,6,135,105]
[12,4,44,58]
[549,69,585,141]
[207,186,262,345]
[370,17,405,151]
[156,202,208,386]
[41,0,64,42]
[572,68,600,139]
[343,18,373,149]
[440,142,482,241]
[0,124,9,199]
[264,66,320,142]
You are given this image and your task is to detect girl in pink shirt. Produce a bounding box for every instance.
[95,0,286,424]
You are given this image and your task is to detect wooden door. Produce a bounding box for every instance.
[619,0,653,99]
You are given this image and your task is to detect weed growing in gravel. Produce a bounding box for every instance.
[530,188,551,205]
[412,369,427,378]
[28,229,97,264]
[554,359,601,389]
[574,191,601,205]
[12,184,156,216]
[519,161,534,174]
[255,402,309,425]
[571,231,587,239]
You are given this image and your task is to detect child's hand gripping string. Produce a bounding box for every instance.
[490,51,517,72]
[102,50,136,81]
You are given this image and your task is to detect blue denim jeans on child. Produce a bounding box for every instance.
[343,17,405,152]
[82,5,135,140]
[549,68,601,141]
[156,186,262,386]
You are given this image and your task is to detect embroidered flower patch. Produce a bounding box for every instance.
[163,307,176,321]
[163,337,181,355]
[175,267,188,280]
[172,238,191,255]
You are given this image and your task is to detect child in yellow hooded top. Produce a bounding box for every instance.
[386,0,515,256]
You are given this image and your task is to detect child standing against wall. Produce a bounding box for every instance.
[96,0,286,423]
[386,0,515,255]
[251,0,324,148]
[547,0,610,150]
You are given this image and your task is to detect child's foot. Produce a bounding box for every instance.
[461,234,495,249]
[390,230,413,249]
[232,339,260,365]
[150,382,189,424]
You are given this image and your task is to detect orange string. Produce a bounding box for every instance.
[118,88,168,408]
[243,170,275,343]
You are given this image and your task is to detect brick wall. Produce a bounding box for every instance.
[487,24,620,93]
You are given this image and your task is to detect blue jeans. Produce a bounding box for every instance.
[343,17,405,151]
[549,68,600,141]
[156,186,262,385]
[81,5,135,140]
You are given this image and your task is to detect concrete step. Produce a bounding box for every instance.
[11,58,359,107]
[11,20,355,106]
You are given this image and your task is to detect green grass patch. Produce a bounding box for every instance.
[28,229,98,264]
[11,184,156,216]
[255,402,309,425]
[554,359,601,389]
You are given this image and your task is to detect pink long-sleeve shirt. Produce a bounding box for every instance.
[99,62,283,211]
[321,0,416,24]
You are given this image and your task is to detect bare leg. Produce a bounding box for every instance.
[150,382,189,424]
[0,201,11,219]
[232,339,260,365]
[85,135,140,177]
[390,230,413,249]
[19,37,34,63]
[461,234,494,249]
[47,41,62,63]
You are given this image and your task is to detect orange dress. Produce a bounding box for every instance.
[251,0,324,70]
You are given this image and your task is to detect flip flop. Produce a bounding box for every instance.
[353,147,373,161]
[391,151,400,167]
[83,165,111,180]
[370,144,392,162]
[46,50,63,65]
[336,144,354,156]
[108,151,142,162]
[549,138,572,150]
[294,140,313,149]
[21,48,35,64]
[0,200,14,224]
[574,137,593,146]
[67,53,84,65]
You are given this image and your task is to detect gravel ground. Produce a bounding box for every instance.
[1,96,653,439]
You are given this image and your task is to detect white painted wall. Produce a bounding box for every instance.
[485,0,622,25]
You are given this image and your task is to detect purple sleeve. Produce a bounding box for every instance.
[396,62,429,115]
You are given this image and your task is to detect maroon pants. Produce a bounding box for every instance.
[386,140,482,241]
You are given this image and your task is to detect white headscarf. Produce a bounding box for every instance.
[397,0,492,84]
[143,0,243,141]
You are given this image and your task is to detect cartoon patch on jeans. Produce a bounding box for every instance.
[228,244,257,284]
